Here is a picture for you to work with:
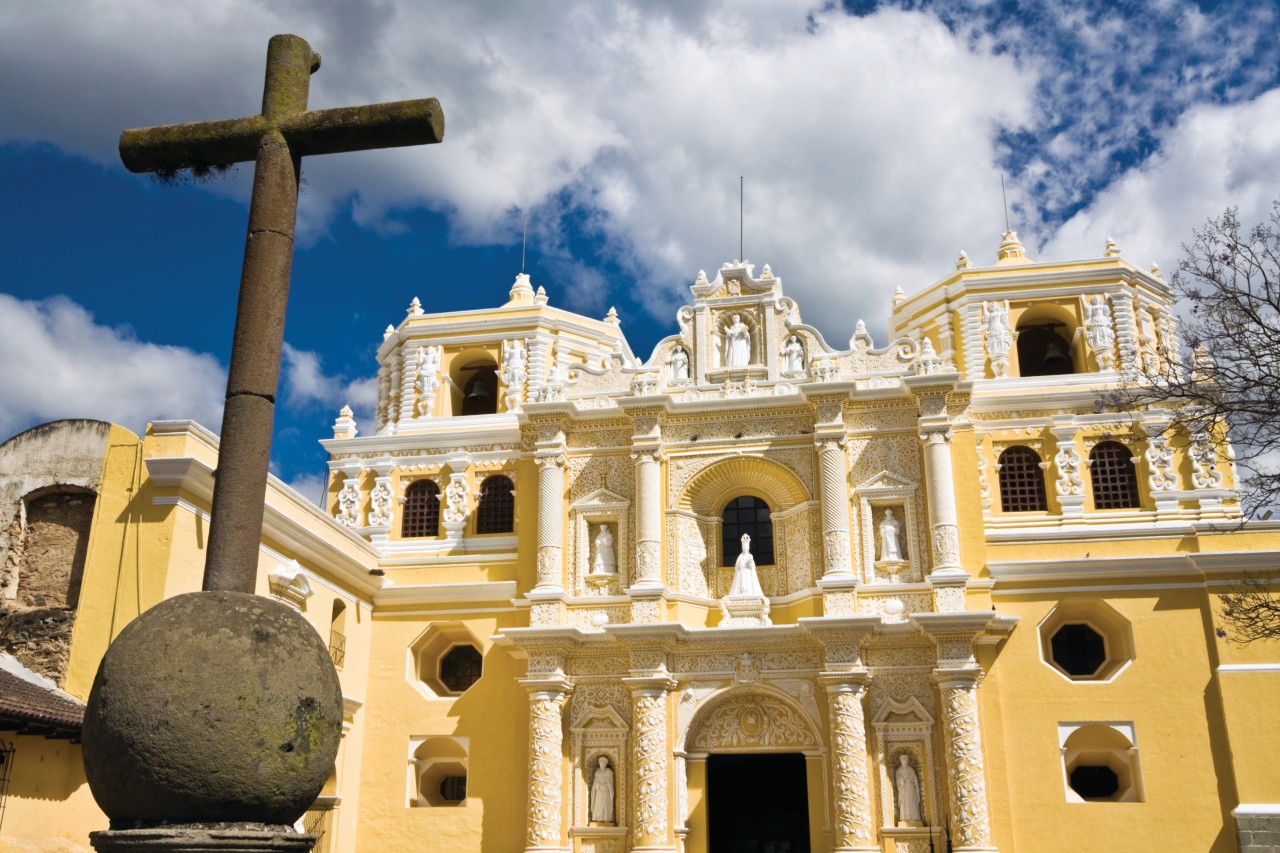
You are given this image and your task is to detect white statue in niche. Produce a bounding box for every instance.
[589,756,615,824]
[879,509,903,562]
[728,533,764,597]
[982,300,1013,377]
[782,335,805,374]
[724,314,751,367]
[590,524,617,576]
[414,345,441,418]
[1084,295,1116,369]
[895,754,922,824]
[669,346,690,383]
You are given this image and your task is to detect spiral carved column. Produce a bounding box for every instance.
[825,679,878,852]
[632,448,663,589]
[935,674,996,852]
[920,429,962,573]
[525,687,570,852]
[816,437,854,580]
[535,453,566,592]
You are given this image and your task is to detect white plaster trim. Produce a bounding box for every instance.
[1235,804,1280,816]
[992,582,1205,596]
[1217,664,1280,673]
[374,580,518,607]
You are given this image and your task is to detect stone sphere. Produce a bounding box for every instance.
[82,590,343,827]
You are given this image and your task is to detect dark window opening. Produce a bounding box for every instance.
[402,480,440,538]
[1069,764,1120,800]
[460,365,499,415]
[439,775,467,802]
[475,475,514,534]
[998,446,1048,512]
[1089,441,1140,510]
[1050,623,1107,677]
[440,645,483,693]
[1016,323,1075,377]
[721,496,774,566]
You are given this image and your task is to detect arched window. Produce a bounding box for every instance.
[402,480,440,538]
[475,475,514,534]
[1089,441,1140,510]
[1016,323,1075,377]
[998,446,1048,512]
[721,496,774,566]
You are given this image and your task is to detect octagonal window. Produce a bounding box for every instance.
[1038,599,1135,683]
[1069,764,1119,800]
[1051,623,1107,677]
[440,645,483,693]
[1060,723,1143,803]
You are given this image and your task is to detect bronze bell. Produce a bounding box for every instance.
[1041,337,1071,372]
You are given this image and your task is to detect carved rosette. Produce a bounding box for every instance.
[935,677,993,851]
[632,688,670,847]
[527,688,570,849]
[826,682,877,851]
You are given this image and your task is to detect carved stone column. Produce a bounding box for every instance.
[1049,423,1085,518]
[629,681,674,851]
[535,452,567,593]
[919,428,962,574]
[632,447,663,590]
[824,676,878,852]
[933,672,996,852]
[525,683,571,852]
[397,346,417,425]
[816,437,855,580]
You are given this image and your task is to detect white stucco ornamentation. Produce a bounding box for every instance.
[443,473,469,525]
[368,479,394,527]
[689,694,817,751]
[981,301,1012,378]
[1145,433,1179,491]
[336,476,361,528]
[1083,295,1116,371]
[537,454,567,591]
[827,681,877,851]
[632,689,670,846]
[527,689,569,848]
[936,677,993,851]
[1053,434,1084,496]
[1190,432,1224,489]
[414,345,441,418]
[502,338,529,412]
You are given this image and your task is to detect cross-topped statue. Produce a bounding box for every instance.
[120,34,443,593]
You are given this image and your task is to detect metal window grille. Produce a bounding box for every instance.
[0,740,14,832]
[328,629,346,669]
[1090,441,1140,510]
[302,799,337,853]
[439,775,467,802]
[721,496,774,566]
[998,446,1048,512]
[475,476,514,534]
[440,645,483,693]
[402,480,440,538]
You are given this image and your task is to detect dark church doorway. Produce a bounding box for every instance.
[707,753,811,853]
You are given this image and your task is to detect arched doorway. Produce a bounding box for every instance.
[682,688,823,853]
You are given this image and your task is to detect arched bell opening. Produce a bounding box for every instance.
[1015,322,1076,377]
[447,348,500,416]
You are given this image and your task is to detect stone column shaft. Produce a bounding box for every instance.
[631,685,673,851]
[920,429,961,572]
[633,448,663,588]
[525,687,570,852]
[936,675,996,852]
[535,454,566,592]
[826,680,878,852]
[817,438,854,579]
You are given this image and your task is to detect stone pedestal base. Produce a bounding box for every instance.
[718,594,771,627]
[880,826,941,853]
[90,825,315,852]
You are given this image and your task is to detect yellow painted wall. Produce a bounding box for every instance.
[1,736,99,850]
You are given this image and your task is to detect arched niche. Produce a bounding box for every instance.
[1012,302,1083,377]
[447,347,500,416]
[681,685,821,757]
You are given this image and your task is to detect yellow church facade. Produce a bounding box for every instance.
[2,233,1279,853]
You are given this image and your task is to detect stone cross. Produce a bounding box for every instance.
[119,34,444,593]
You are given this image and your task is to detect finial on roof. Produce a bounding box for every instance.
[332,405,357,440]
[1104,237,1121,258]
[761,263,773,279]
[956,250,971,270]
[605,306,620,327]
[856,319,867,335]
[996,230,1028,265]
[535,286,548,305]
[722,261,733,270]
[407,297,423,317]
[920,337,937,357]
[383,324,395,340]
[509,271,535,305]
[893,287,906,306]
[696,269,708,285]
[1150,261,1164,280]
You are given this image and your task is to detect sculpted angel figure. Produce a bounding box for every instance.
[728,533,764,597]
[414,345,441,418]
[724,314,751,367]
[982,300,1012,358]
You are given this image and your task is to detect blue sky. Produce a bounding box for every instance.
[2,0,1278,502]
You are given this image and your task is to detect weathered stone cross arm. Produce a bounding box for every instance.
[115,34,445,594]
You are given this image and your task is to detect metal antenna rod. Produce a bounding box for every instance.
[1001,173,1010,232]
[739,176,744,261]
[521,210,529,273]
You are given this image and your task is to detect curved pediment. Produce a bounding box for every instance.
[686,687,820,753]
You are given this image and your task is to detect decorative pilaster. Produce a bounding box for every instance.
[397,347,417,424]
[1049,423,1085,517]
[632,447,663,590]
[919,429,962,574]
[335,469,362,528]
[934,674,996,852]
[524,683,571,852]
[824,676,878,852]
[367,462,395,541]
[535,452,567,593]
[816,437,854,580]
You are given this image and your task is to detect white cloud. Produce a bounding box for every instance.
[0,1,1037,343]
[0,295,225,440]
[281,343,376,424]
[281,471,329,508]
[1044,88,1280,271]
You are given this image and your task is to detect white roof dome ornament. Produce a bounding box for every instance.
[996,230,1029,265]
[535,285,548,305]
[509,271,535,305]
[383,324,395,340]
[695,269,708,285]
[1104,237,1121,258]
[1150,261,1164,280]
[893,287,906,306]
[605,306,620,327]
[407,296,423,316]
[761,263,773,279]
[956,250,971,270]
